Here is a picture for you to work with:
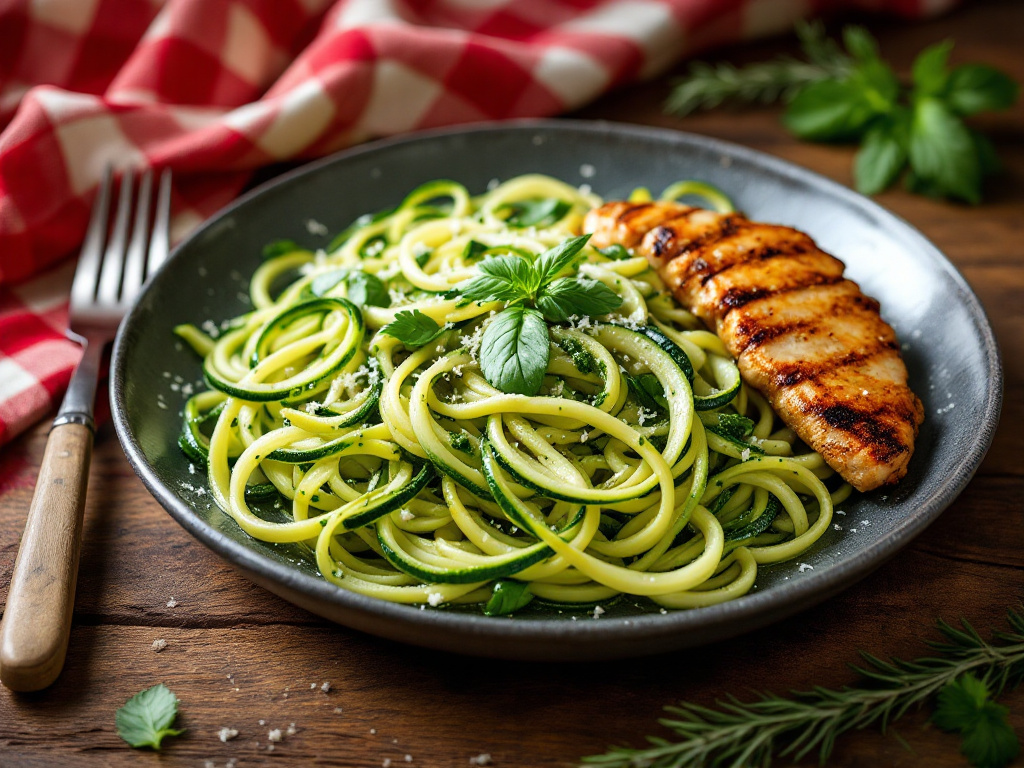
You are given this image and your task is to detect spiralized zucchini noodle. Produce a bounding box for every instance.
[176,174,851,615]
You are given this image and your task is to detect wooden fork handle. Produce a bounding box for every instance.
[0,423,93,692]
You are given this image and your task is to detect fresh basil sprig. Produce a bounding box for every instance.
[458,235,623,396]
[379,309,446,348]
[666,22,1018,203]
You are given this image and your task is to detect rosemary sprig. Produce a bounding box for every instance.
[582,609,1024,768]
[665,22,850,116]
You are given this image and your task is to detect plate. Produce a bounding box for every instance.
[111,120,1002,661]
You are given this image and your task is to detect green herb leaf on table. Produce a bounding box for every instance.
[934,673,1020,768]
[536,277,622,322]
[115,684,184,750]
[479,305,549,397]
[666,23,1018,202]
[483,580,534,616]
[380,310,445,349]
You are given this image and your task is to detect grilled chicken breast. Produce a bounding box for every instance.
[584,201,924,492]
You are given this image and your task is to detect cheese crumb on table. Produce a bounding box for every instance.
[321,681,331,692]
[286,723,297,736]
[151,639,167,652]
[469,755,492,766]
[218,727,239,742]
[166,598,178,608]
[268,728,283,742]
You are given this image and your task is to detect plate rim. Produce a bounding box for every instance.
[110,118,1003,656]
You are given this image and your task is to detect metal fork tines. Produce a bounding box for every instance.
[59,167,172,430]
[0,166,172,692]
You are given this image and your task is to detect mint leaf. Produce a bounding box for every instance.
[345,271,390,307]
[934,674,1020,768]
[532,234,591,288]
[854,114,908,195]
[479,306,549,396]
[262,239,305,260]
[535,277,622,322]
[483,580,534,616]
[380,310,445,348]
[115,684,184,750]
[908,97,981,204]
[912,40,953,97]
[499,198,571,228]
[459,255,534,303]
[783,78,877,140]
[945,64,1019,116]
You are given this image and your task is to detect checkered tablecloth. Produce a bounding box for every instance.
[0,0,951,447]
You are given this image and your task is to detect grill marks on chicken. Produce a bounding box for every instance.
[584,201,924,492]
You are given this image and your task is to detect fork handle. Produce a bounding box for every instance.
[0,423,93,692]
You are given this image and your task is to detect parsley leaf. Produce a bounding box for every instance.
[479,305,549,396]
[499,198,571,228]
[532,234,591,288]
[380,310,445,348]
[483,580,534,616]
[115,684,185,750]
[459,255,535,302]
[933,673,1020,768]
[536,277,622,322]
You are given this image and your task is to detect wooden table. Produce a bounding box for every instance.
[2,2,1021,765]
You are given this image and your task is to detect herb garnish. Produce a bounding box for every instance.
[583,610,1024,768]
[666,22,1018,202]
[380,309,446,348]
[458,235,622,396]
[311,268,390,307]
[483,580,534,616]
[115,684,185,750]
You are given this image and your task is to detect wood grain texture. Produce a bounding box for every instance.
[0,423,93,692]
[2,1,1023,765]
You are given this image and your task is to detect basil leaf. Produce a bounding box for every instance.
[535,277,622,322]
[499,198,571,228]
[944,64,1019,116]
[380,310,445,348]
[597,244,632,261]
[532,234,592,289]
[415,248,431,268]
[345,271,390,307]
[854,114,908,195]
[783,79,877,141]
[483,580,534,616]
[262,239,304,260]
[908,97,981,204]
[911,40,953,97]
[625,372,668,412]
[115,684,185,749]
[479,306,549,396]
[461,240,489,261]
[309,268,348,297]
[459,255,534,302]
[710,412,755,439]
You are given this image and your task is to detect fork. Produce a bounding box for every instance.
[0,167,171,692]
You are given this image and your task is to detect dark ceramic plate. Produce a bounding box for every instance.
[111,120,1001,661]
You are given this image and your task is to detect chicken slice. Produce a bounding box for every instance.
[583,201,924,492]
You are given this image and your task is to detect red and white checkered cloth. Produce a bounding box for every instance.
[0,0,952,447]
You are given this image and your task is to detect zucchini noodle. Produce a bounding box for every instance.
[175,174,851,615]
